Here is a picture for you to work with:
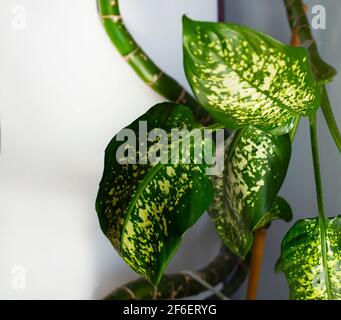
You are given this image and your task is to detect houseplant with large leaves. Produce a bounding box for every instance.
[96,0,340,300]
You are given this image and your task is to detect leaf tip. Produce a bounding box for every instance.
[182,14,192,25]
[274,257,283,273]
[182,15,197,35]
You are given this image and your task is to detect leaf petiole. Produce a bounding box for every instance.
[321,85,341,153]
[309,112,332,299]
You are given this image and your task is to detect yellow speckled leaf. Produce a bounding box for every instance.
[276,216,341,300]
[209,127,292,257]
[183,17,321,135]
[96,103,214,284]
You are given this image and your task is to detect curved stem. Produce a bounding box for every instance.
[97,0,209,122]
[181,270,229,300]
[206,255,250,300]
[283,0,336,82]
[285,0,334,299]
[283,0,341,153]
[98,1,246,299]
[309,112,331,298]
[321,86,341,153]
[105,246,240,300]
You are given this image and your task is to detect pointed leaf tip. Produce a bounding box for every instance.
[208,127,292,257]
[96,102,215,284]
[183,19,321,135]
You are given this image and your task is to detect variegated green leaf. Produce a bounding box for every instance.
[208,127,292,257]
[96,103,214,284]
[254,196,293,230]
[276,216,341,300]
[183,17,321,135]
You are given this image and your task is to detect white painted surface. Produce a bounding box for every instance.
[0,0,217,299]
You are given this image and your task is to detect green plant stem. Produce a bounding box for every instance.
[97,0,210,123]
[321,86,341,153]
[283,0,336,82]
[309,112,331,299]
[283,0,341,153]
[105,246,243,300]
[98,1,248,299]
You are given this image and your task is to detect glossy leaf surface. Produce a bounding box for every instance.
[96,103,214,284]
[276,216,341,300]
[183,17,321,134]
[208,127,292,257]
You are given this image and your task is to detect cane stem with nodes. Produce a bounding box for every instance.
[97,0,210,123]
[105,246,247,300]
[97,0,249,300]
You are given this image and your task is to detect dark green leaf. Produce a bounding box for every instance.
[208,127,292,257]
[96,103,214,284]
[183,17,321,135]
[310,54,337,85]
[254,196,293,230]
[276,216,341,300]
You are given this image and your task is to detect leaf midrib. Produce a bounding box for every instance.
[318,217,332,299]
[222,63,300,119]
[120,130,208,248]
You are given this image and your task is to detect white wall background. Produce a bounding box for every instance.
[0,0,218,299]
[2,0,339,301]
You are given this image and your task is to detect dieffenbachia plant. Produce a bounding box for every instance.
[276,112,341,299]
[96,0,245,298]
[97,0,209,122]
[276,216,341,299]
[183,16,320,135]
[181,14,340,299]
[208,128,292,257]
[181,14,318,253]
[283,0,341,153]
[105,245,248,300]
[96,0,341,299]
[277,0,341,299]
[96,103,215,284]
